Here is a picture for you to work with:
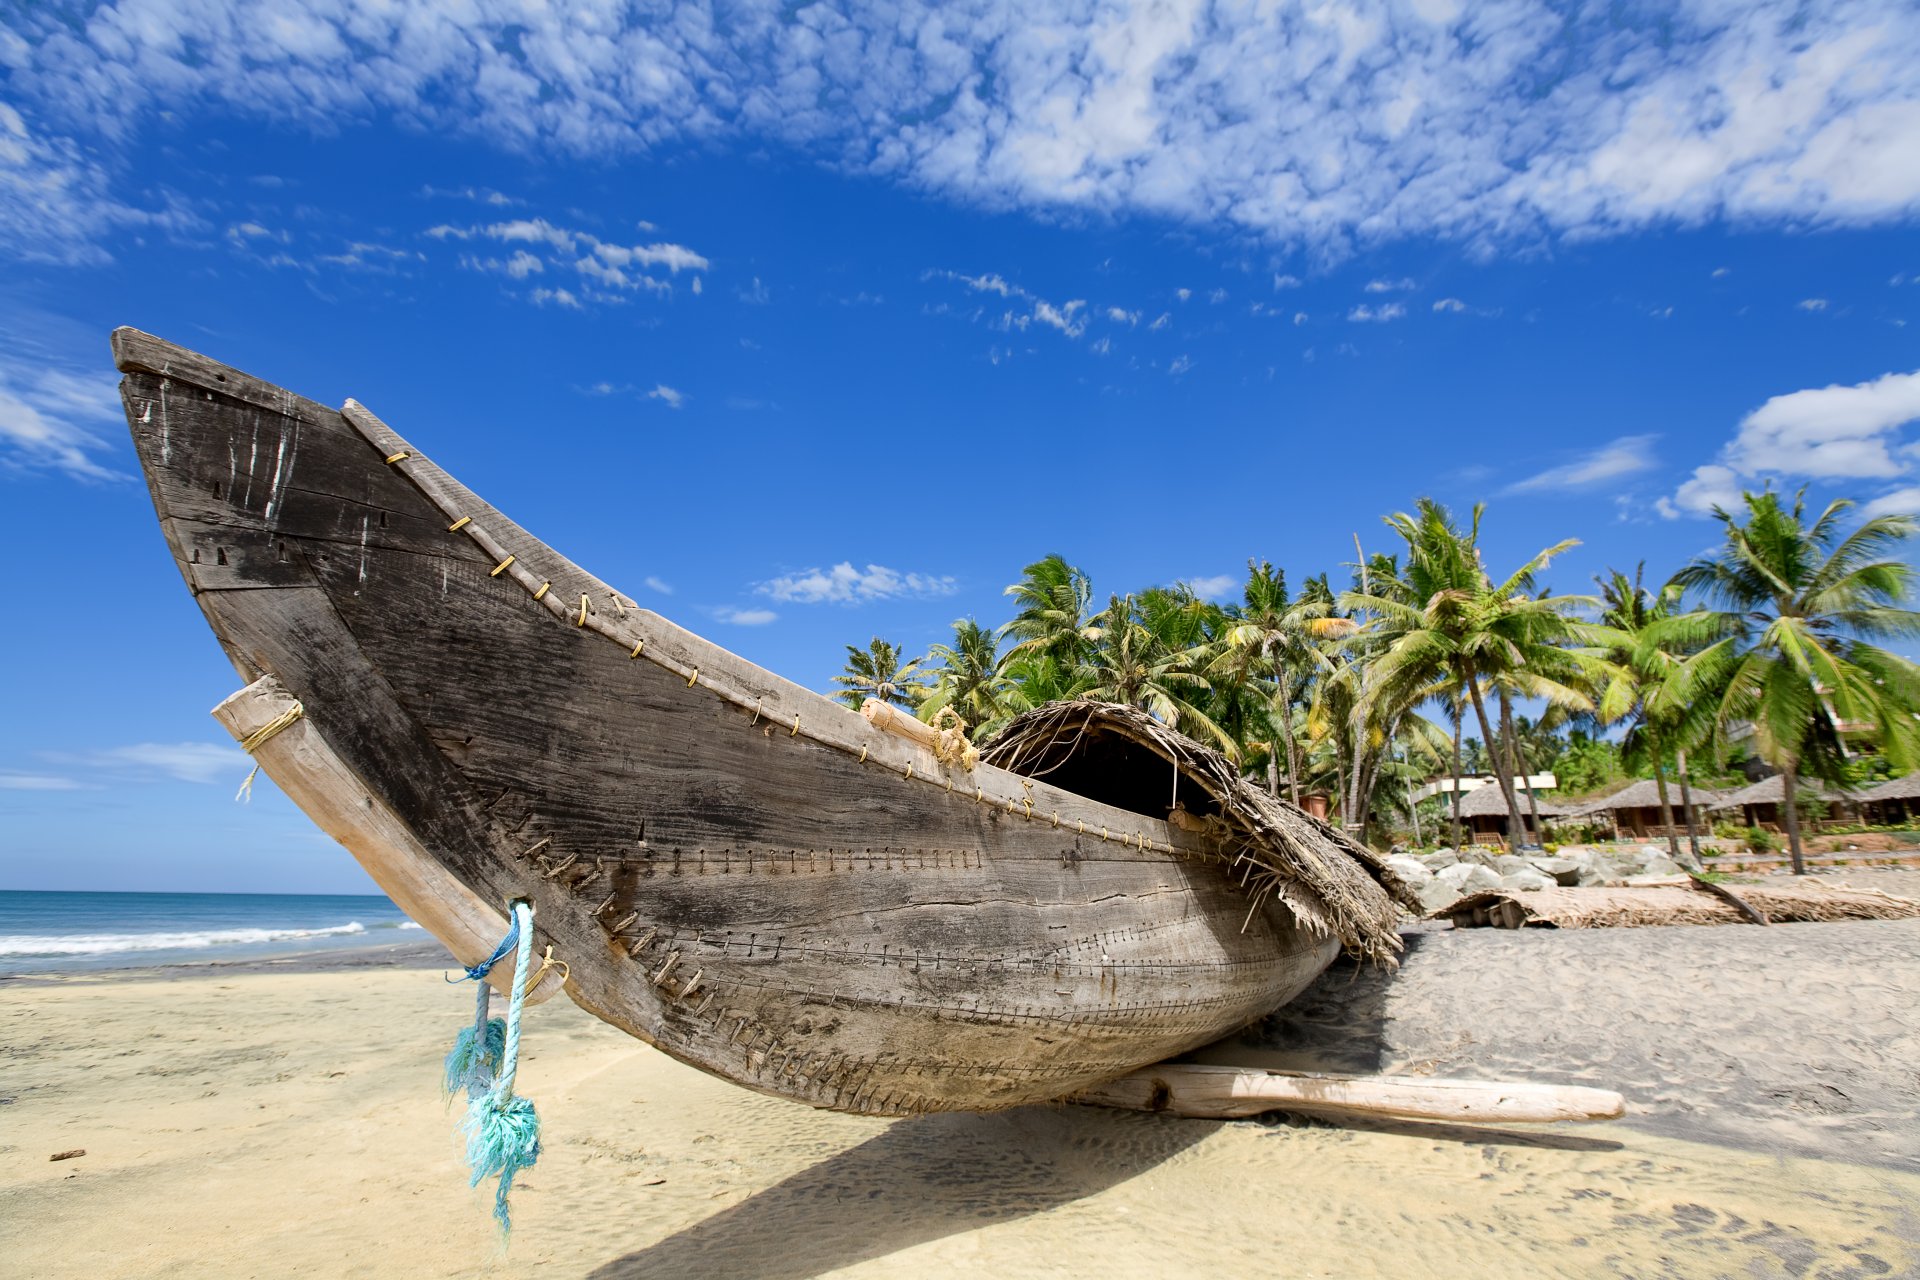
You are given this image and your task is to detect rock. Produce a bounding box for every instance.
[1386,855,1434,884]
[1528,856,1582,886]
[1457,848,1498,868]
[1415,879,1463,916]
[1435,862,1502,895]
[1491,854,1531,876]
[1418,849,1459,870]
[1640,854,1685,878]
[1500,869,1557,892]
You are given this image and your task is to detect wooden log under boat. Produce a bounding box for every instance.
[113,328,1404,1116]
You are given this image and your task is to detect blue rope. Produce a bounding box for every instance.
[459,900,541,1233]
[447,917,519,984]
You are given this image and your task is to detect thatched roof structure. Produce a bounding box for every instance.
[1709,775,1852,809]
[1860,773,1920,803]
[1564,778,1721,816]
[1439,883,1920,929]
[981,700,1418,965]
[1450,782,1570,818]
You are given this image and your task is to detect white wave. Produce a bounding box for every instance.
[399,921,423,930]
[0,921,368,958]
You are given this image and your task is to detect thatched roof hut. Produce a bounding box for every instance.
[1452,784,1570,818]
[1860,773,1920,803]
[982,700,1419,964]
[1708,775,1851,809]
[1565,778,1716,815]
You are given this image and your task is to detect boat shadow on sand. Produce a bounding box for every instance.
[589,941,1618,1280]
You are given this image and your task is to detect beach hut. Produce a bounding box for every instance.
[1449,782,1567,845]
[1707,775,1853,830]
[1859,773,1919,824]
[1566,778,1718,841]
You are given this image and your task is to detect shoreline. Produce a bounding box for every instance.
[4,872,1918,1275]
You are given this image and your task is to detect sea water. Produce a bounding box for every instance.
[0,891,423,976]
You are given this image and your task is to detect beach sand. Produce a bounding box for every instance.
[4,872,1917,1278]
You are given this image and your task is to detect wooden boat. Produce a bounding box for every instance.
[114,328,1408,1116]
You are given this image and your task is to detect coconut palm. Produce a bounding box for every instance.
[831,637,924,711]
[918,619,1013,738]
[1001,554,1097,669]
[1221,560,1352,803]
[1590,565,1701,859]
[1656,490,1920,874]
[1347,498,1599,845]
[1078,593,1236,754]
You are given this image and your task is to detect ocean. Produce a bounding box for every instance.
[0,891,424,976]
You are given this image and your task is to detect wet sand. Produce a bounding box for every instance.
[3,872,1917,1277]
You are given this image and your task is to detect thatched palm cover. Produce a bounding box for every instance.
[984,700,1419,965]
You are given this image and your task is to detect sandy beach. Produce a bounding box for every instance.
[4,872,1918,1279]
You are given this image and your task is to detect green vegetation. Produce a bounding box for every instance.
[834,489,1920,868]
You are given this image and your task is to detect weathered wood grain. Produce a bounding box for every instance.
[1076,1065,1627,1123]
[115,327,1344,1115]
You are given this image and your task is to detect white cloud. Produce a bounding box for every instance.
[1292,311,1308,325]
[1859,486,1920,518]
[647,384,687,409]
[1184,574,1236,601]
[0,771,89,791]
[437,216,704,303]
[1506,435,1658,493]
[89,742,245,784]
[1090,336,1111,355]
[1105,306,1139,325]
[1175,288,1192,303]
[1798,297,1830,311]
[1272,274,1302,290]
[1168,354,1193,375]
[0,348,126,480]
[1662,368,1920,515]
[759,562,958,604]
[1659,464,1746,518]
[1364,277,1415,293]
[715,607,777,626]
[1148,312,1172,331]
[1712,267,1732,278]
[644,575,674,595]
[1206,287,1228,304]
[1347,303,1406,322]
[1432,297,1468,313]
[929,269,1088,339]
[10,2,1920,265]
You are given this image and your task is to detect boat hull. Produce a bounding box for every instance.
[114,329,1339,1115]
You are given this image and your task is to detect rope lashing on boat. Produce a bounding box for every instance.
[448,516,472,532]
[490,555,515,577]
[384,450,411,464]
[456,900,543,1233]
[232,700,305,802]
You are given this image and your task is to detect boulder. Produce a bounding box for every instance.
[1418,849,1459,870]
[1457,848,1499,868]
[1416,878,1464,916]
[1500,869,1557,892]
[1528,856,1583,886]
[1640,854,1685,878]
[1386,855,1434,885]
[1491,854,1532,876]
[1435,861,1502,895]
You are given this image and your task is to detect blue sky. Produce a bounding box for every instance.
[3,0,1918,893]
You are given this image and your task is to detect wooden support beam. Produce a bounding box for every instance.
[1075,1064,1625,1123]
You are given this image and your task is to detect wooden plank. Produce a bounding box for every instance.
[1076,1065,1626,1123]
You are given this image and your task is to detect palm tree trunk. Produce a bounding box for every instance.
[1498,690,1542,843]
[1781,763,1806,875]
[1450,696,1465,850]
[1464,670,1524,847]
[1653,760,1679,857]
[1676,747,1703,864]
[1274,655,1301,807]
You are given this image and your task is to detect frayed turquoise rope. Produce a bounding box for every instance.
[443,982,505,1100]
[458,900,541,1232]
[442,915,519,1100]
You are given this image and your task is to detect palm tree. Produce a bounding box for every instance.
[1591,565,1701,859]
[1078,593,1236,754]
[919,619,1013,738]
[1001,554,1097,669]
[1348,498,1597,845]
[831,637,924,711]
[1657,490,1920,874]
[1222,560,1348,803]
